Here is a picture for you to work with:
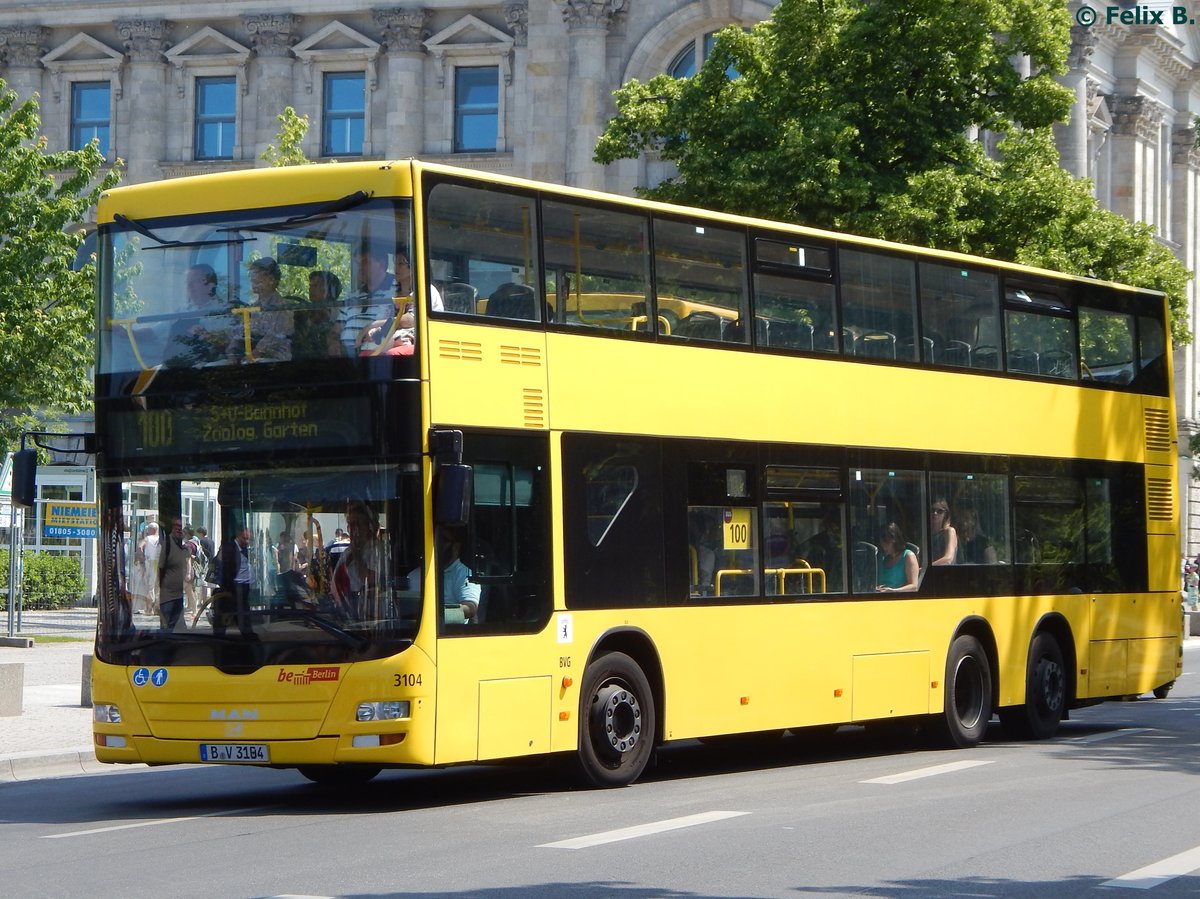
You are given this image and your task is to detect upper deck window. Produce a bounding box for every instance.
[97,198,412,378]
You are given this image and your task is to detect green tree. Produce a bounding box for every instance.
[0,82,120,453]
[260,106,313,168]
[596,0,1191,343]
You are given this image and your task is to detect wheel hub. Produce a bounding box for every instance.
[593,684,643,755]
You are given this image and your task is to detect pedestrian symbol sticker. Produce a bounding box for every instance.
[132,667,150,687]
[151,668,168,687]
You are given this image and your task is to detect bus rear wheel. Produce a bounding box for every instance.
[999,632,1066,740]
[577,651,655,788]
[936,634,992,749]
[297,764,382,786]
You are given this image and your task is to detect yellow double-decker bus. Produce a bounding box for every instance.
[88,160,1182,787]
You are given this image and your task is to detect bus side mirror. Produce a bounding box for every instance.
[434,464,473,528]
[12,448,37,507]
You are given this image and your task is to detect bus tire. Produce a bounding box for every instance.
[297,764,382,786]
[1153,681,1174,700]
[577,651,655,788]
[936,634,992,749]
[999,632,1066,740]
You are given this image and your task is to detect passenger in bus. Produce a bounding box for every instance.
[163,264,228,366]
[213,526,254,638]
[929,497,960,566]
[339,245,442,355]
[331,501,386,618]
[876,522,919,593]
[799,506,844,592]
[292,269,343,358]
[230,257,294,363]
[956,502,998,564]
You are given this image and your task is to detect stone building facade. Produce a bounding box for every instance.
[1,2,1197,556]
[1056,14,1200,558]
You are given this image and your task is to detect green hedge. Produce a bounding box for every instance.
[0,549,87,610]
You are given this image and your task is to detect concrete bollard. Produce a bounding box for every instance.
[81,653,93,708]
[0,662,24,717]
[1189,612,1200,637]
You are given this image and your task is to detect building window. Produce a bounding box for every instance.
[71,82,110,155]
[194,77,236,160]
[454,67,499,153]
[668,30,742,79]
[323,72,365,156]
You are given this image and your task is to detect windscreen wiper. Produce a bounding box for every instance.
[235,190,373,234]
[259,607,369,649]
[113,213,249,250]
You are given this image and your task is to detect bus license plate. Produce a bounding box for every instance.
[199,743,269,763]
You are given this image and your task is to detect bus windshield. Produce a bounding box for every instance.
[98,197,413,375]
[95,462,425,668]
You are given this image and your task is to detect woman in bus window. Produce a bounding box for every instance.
[929,496,960,565]
[877,522,918,593]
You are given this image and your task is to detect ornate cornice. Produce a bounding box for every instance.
[115,19,170,63]
[504,1,529,47]
[1110,94,1164,142]
[244,13,302,58]
[0,26,50,69]
[1067,25,1098,71]
[374,8,429,54]
[555,0,627,32]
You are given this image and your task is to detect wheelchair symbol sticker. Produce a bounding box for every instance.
[132,667,150,687]
[151,668,168,687]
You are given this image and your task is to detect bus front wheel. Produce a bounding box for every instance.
[999,632,1066,740]
[937,634,992,749]
[577,651,656,788]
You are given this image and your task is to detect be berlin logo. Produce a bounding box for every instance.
[1076,5,1196,27]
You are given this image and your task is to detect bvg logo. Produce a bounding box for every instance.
[278,666,340,685]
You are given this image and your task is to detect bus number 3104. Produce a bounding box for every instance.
[394,673,422,687]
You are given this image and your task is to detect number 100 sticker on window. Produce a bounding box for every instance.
[724,508,751,549]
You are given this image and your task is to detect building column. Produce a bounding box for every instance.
[376,8,428,159]
[505,0,529,171]
[244,14,301,163]
[0,27,49,105]
[115,19,171,185]
[1172,126,1200,557]
[1109,95,1164,225]
[1054,26,1096,179]
[555,0,625,190]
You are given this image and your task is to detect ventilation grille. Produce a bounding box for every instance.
[437,339,483,362]
[1144,408,1172,454]
[500,344,542,367]
[522,387,545,428]
[1146,478,1174,522]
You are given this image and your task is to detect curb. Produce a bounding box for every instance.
[0,748,108,782]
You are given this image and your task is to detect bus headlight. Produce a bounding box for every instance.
[93,704,122,724]
[356,700,410,722]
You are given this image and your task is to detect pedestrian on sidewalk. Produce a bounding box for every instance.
[158,517,189,631]
[130,521,161,616]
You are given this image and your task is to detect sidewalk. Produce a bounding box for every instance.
[0,638,104,781]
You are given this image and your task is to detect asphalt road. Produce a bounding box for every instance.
[2,643,1198,899]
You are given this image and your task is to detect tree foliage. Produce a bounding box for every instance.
[596,0,1191,343]
[0,82,120,454]
[260,106,313,168]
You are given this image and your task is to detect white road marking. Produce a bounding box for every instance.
[42,806,271,839]
[1073,728,1154,745]
[860,759,994,785]
[1101,844,1200,889]
[538,810,749,849]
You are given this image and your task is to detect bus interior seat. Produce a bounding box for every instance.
[973,345,999,370]
[853,541,878,593]
[442,282,478,314]
[942,339,972,367]
[1007,348,1039,374]
[1040,350,1075,378]
[486,283,540,321]
[673,311,724,340]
